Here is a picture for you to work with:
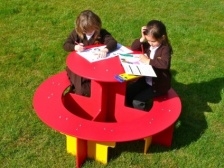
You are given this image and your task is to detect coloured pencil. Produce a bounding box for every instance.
[141,44,144,54]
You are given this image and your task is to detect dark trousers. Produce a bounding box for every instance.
[125,78,164,111]
[66,67,91,97]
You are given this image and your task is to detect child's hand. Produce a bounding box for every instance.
[139,54,150,64]
[140,26,147,42]
[96,48,108,58]
[74,43,84,52]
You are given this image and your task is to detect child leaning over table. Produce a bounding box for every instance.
[125,20,173,111]
[63,10,117,96]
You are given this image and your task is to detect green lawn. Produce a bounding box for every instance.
[0,0,224,167]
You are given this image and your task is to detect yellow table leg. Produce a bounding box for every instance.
[88,141,116,164]
[64,134,77,156]
[144,136,152,154]
[65,135,77,155]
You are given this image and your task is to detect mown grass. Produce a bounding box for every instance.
[0,0,224,167]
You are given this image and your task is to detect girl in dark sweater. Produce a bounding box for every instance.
[126,20,173,111]
[63,10,117,96]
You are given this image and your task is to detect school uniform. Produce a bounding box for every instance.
[63,29,117,96]
[126,39,172,110]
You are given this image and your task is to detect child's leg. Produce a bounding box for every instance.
[81,79,91,97]
[125,78,148,107]
[132,86,154,110]
[66,66,75,86]
[66,67,82,95]
[133,87,165,111]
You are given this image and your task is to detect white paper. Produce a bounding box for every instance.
[108,43,133,56]
[76,44,133,63]
[119,54,157,77]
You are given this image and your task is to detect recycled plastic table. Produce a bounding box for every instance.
[33,47,182,168]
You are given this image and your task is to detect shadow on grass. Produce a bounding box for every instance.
[108,70,224,159]
[170,70,224,150]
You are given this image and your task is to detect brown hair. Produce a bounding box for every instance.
[144,20,173,53]
[75,10,102,39]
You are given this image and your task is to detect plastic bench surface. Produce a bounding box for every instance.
[33,71,181,142]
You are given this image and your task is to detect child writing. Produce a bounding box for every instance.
[125,20,173,111]
[63,10,117,96]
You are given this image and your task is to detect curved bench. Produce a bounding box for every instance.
[33,71,182,167]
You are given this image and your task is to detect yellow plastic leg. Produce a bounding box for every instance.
[64,134,116,164]
[65,135,77,156]
[87,141,116,164]
[144,136,152,154]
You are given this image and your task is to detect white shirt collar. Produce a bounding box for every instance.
[86,34,93,40]
[149,45,160,59]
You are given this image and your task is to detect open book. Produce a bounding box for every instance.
[119,54,157,77]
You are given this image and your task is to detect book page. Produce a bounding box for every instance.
[119,54,157,77]
[76,44,133,63]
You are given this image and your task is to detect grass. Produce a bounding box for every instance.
[0,0,224,167]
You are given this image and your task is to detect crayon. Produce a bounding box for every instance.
[115,73,140,82]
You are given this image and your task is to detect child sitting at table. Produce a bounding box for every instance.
[125,20,173,111]
[63,10,117,96]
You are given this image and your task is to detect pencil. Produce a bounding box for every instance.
[141,44,144,54]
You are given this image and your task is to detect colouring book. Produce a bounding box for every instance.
[76,44,133,63]
[119,54,157,77]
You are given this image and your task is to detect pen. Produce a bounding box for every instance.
[141,44,144,54]
[75,41,82,45]
[75,41,84,46]
[120,53,133,57]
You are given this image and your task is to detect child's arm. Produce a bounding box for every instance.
[131,39,142,51]
[131,26,148,51]
[101,29,117,52]
[63,29,79,52]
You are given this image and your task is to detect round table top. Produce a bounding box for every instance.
[66,50,125,82]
